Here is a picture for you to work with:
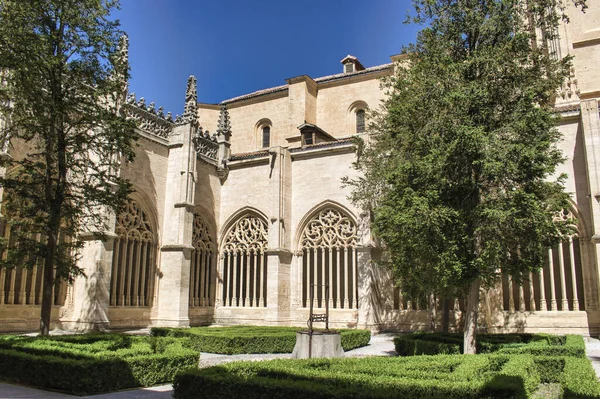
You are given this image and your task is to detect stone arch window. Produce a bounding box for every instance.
[299,207,358,309]
[0,221,67,306]
[109,199,157,307]
[221,213,268,307]
[348,101,369,135]
[190,213,214,307]
[501,208,586,312]
[356,109,366,133]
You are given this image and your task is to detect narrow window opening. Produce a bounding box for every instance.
[262,126,270,148]
[356,109,365,133]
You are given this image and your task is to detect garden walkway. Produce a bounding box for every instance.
[1,333,599,398]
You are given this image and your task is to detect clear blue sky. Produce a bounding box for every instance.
[114,0,420,116]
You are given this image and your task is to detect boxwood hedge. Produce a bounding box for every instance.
[173,354,540,399]
[151,325,371,354]
[0,334,198,395]
[394,332,586,358]
[173,351,600,399]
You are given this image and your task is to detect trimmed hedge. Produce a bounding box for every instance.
[151,326,371,354]
[0,334,198,395]
[394,332,586,357]
[173,354,540,399]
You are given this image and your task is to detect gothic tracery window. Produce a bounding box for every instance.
[300,208,358,309]
[110,199,157,307]
[190,213,214,307]
[221,213,268,307]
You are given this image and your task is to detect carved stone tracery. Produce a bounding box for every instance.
[192,213,214,251]
[116,200,154,242]
[222,214,268,254]
[301,208,357,249]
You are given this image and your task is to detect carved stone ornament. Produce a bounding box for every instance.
[193,127,218,160]
[177,75,198,126]
[222,214,268,254]
[300,208,357,249]
[122,92,174,139]
[192,213,214,251]
[217,104,232,139]
[116,199,154,242]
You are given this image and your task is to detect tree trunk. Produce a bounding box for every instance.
[463,277,480,354]
[429,294,437,331]
[441,297,450,333]
[39,233,57,336]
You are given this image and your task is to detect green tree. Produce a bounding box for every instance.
[346,0,583,353]
[0,0,135,335]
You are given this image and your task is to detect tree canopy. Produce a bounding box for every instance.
[0,0,135,335]
[346,0,583,353]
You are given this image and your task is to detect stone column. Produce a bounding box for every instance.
[356,210,379,330]
[66,228,117,331]
[356,244,375,329]
[265,249,293,323]
[153,76,199,327]
[581,99,600,330]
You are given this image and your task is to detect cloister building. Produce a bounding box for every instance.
[1,3,599,334]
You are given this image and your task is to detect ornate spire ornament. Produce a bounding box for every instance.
[217,104,231,140]
[178,75,198,126]
[115,33,129,96]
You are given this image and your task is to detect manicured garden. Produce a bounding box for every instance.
[2,328,600,398]
[151,325,371,354]
[0,334,198,395]
[0,326,371,396]
[173,332,600,399]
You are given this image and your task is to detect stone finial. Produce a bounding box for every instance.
[126,92,136,104]
[118,33,129,63]
[178,75,198,126]
[217,104,231,140]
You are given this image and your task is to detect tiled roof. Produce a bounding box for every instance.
[313,63,393,83]
[220,63,393,105]
[228,149,270,161]
[221,85,288,105]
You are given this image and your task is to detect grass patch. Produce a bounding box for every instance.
[0,334,198,395]
[151,325,371,354]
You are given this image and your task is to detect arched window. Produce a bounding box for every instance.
[190,213,214,307]
[356,109,366,133]
[299,208,358,309]
[262,126,270,148]
[221,213,268,307]
[110,199,157,307]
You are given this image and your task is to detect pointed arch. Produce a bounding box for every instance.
[189,209,216,307]
[294,201,358,251]
[295,201,358,309]
[219,208,269,308]
[110,198,158,307]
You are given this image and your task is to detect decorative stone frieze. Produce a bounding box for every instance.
[193,127,218,160]
[122,92,174,139]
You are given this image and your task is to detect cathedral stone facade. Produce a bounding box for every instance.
[1,3,599,334]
